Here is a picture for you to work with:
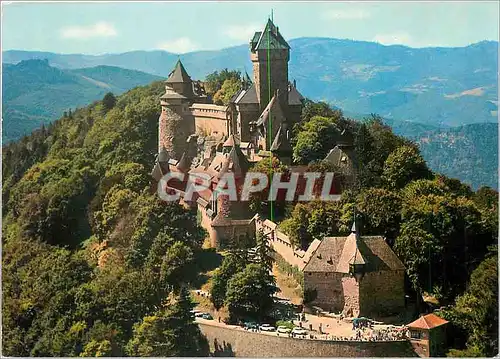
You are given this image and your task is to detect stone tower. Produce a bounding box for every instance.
[158,60,195,159]
[250,19,290,111]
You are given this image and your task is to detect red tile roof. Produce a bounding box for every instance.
[407,313,449,330]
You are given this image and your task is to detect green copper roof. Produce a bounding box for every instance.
[166,60,192,83]
[251,19,290,51]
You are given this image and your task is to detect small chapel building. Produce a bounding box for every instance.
[303,221,406,318]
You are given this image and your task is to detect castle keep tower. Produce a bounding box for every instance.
[159,60,196,159]
[250,19,290,111]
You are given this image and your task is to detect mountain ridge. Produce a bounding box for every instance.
[2,59,163,142]
[2,38,498,189]
[4,37,497,129]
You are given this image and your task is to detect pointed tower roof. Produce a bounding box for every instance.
[217,144,250,179]
[166,59,192,83]
[349,216,366,265]
[176,152,191,172]
[351,219,358,234]
[151,148,170,181]
[288,82,305,105]
[242,70,252,89]
[256,92,287,128]
[270,125,292,153]
[251,19,290,51]
[158,147,170,163]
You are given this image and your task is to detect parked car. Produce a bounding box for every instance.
[291,327,307,336]
[194,312,205,318]
[243,322,259,330]
[277,326,292,335]
[201,313,213,320]
[259,324,276,332]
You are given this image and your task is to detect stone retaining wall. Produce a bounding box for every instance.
[199,322,418,357]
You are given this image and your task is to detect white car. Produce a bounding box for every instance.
[259,324,276,332]
[291,327,307,336]
[277,326,292,335]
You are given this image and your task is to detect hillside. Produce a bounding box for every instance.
[2,59,163,142]
[415,123,498,190]
[2,82,497,356]
[4,38,498,127]
[2,81,211,356]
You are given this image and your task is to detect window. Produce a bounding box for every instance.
[410,330,423,339]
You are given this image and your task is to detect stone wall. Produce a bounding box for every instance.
[191,104,230,137]
[199,322,417,357]
[194,116,229,137]
[304,272,346,312]
[359,270,405,317]
[159,106,194,158]
[342,276,360,317]
[256,217,311,270]
[198,203,217,247]
[213,218,257,250]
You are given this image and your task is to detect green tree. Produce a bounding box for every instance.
[382,145,432,189]
[225,264,277,322]
[159,241,195,292]
[126,288,208,357]
[356,187,402,240]
[204,69,241,96]
[102,92,117,112]
[293,115,343,164]
[210,251,249,310]
[396,192,489,301]
[252,229,274,271]
[300,99,339,122]
[213,77,242,105]
[442,250,498,357]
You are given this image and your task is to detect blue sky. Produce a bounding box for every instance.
[2,1,499,55]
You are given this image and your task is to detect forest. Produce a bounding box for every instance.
[2,75,498,356]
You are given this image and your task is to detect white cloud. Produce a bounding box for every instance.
[156,37,198,54]
[322,9,370,20]
[223,23,260,41]
[373,32,412,46]
[60,22,117,40]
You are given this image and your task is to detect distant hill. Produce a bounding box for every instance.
[4,38,498,127]
[343,111,497,190]
[2,59,162,142]
[414,123,498,190]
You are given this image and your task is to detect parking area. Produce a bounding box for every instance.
[193,307,408,342]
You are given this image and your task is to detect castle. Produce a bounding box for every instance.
[151,18,406,319]
[152,18,305,248]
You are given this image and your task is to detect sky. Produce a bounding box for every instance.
[1,1,499,55]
